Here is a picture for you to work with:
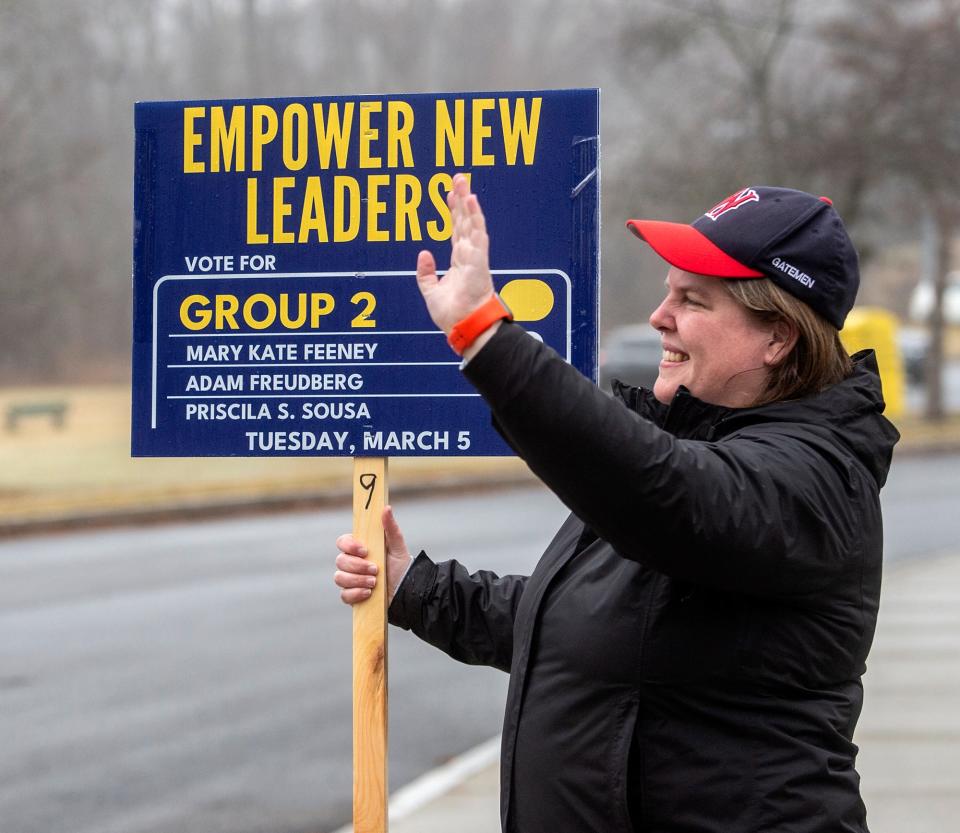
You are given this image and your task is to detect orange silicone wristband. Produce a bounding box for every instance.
[447,294,513,356]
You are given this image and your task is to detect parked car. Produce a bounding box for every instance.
[598,324,662,392]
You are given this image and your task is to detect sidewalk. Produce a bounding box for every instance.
[353,549,960,833]
[856,549,960,832]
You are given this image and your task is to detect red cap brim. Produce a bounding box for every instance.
[625,219,763,278]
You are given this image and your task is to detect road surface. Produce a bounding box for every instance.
[1,452,957,833]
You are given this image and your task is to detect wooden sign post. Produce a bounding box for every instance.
[352,457,389,832]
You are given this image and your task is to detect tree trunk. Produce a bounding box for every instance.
[244,0,261,96]
[924,197,954,421]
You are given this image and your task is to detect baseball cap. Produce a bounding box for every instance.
[626,186,860,329]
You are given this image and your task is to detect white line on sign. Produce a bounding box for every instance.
[166,362,462,368]
[166,393,482,399]
[168,330,444,338]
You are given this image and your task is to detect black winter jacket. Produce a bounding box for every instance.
[389,322,900,833]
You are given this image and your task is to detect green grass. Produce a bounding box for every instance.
[0,384,528,522]
[0,382,956,524]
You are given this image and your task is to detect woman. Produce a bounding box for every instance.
[334,177,899,832]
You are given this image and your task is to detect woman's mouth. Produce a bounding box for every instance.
[662,349,690,363]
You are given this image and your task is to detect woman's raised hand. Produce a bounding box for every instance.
[415,173,495,335]
[333,505,413,605]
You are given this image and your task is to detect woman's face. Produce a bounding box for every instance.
[648,269,777,408]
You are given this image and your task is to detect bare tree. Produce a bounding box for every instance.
[2,0,956,395]
[823,0,960,419]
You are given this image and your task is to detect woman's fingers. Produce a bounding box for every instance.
[452,172,471,197]
[448,174,479,250]
[335,533,368,558]
[415,173,493,335]
[339,586,373,605]
[444,175,487,272]
[334,536,377,605]
[453,187,487,267]
[448,179,464,248]
[455,199,473,240]
[334,568,377,590]
[336,551,377,574]
[466,193,487,232]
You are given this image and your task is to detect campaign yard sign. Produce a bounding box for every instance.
[132,89,600,457]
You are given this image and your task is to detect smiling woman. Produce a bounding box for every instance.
[333,177,901,833]
[644,267,854,409]
[647,268,787,408]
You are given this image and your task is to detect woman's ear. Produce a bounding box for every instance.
[764,317,799,367]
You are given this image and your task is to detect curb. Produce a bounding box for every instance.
[0,471,538,540]
[0,433,955,540]
[892,439,960,458]
[331,736,500,833]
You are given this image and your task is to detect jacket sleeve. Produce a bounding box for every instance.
[388,551,528,672]
[463,322,867,598]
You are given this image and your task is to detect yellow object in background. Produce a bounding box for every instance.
[841,307,905,418]
[500,278,555,321]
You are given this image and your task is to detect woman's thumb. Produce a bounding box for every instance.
[415,250,438,296]
[382,505,405,552]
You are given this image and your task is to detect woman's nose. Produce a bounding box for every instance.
[649,298,671,332]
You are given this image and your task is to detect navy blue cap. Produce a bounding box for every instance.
[626,186,860,329]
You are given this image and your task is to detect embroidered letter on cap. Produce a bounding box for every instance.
[705,188,760,221]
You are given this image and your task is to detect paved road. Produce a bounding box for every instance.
[0,486,569,833]
[882,449,960,563]
[1,452,957,833]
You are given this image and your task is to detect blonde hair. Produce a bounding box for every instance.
[723,278,853,406]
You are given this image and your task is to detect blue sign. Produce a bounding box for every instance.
[133,89,599,456]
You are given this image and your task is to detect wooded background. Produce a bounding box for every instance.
[2,0,957,409]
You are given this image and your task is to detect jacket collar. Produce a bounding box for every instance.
[610,379,731,441]
[612,350,900,487]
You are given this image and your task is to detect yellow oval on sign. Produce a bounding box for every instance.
[500,279,555,322]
